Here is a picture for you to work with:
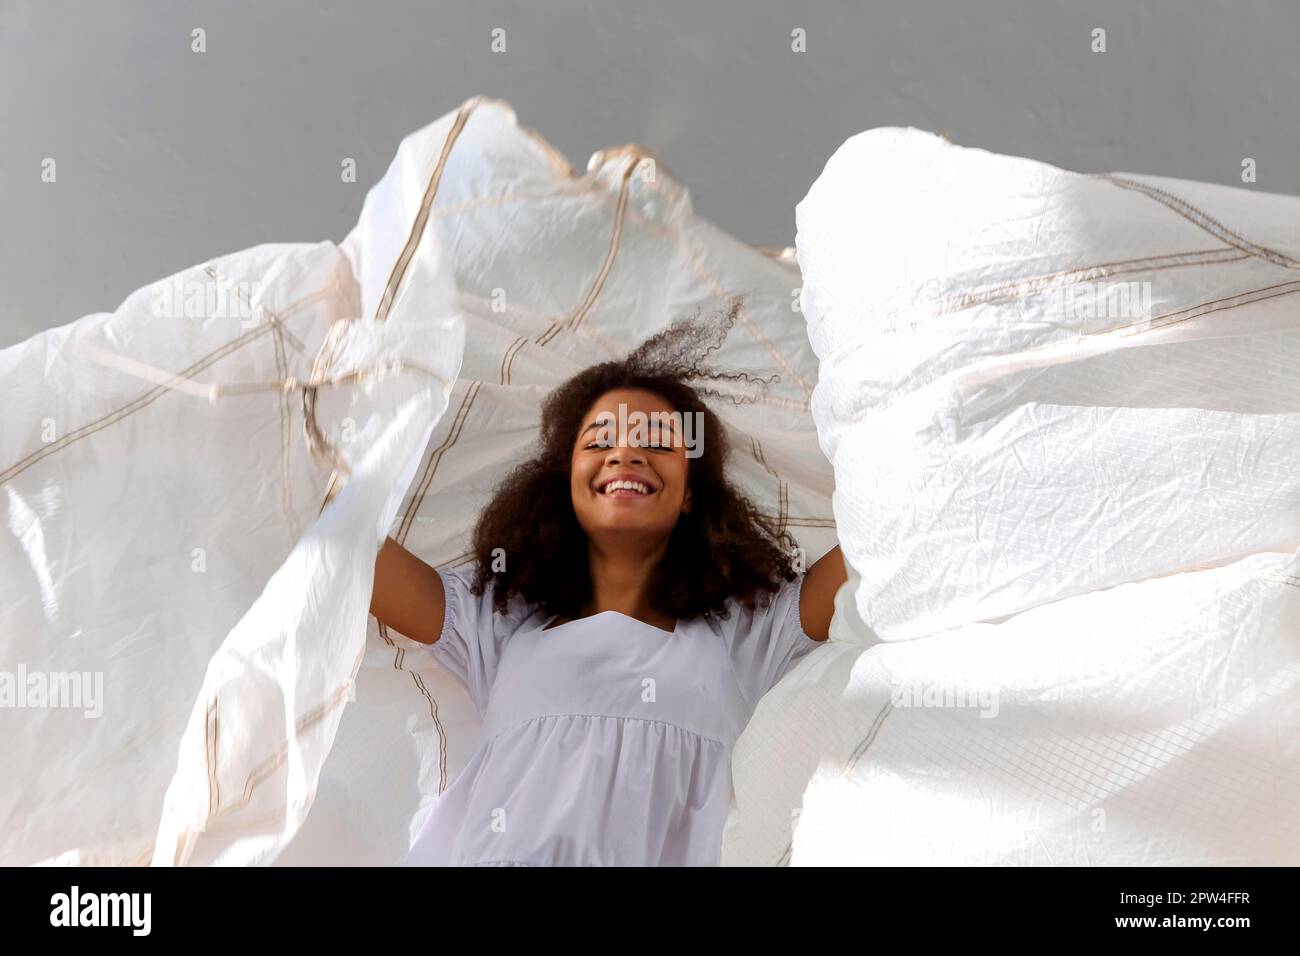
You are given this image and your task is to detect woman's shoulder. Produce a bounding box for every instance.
[687,574,816,706]
[437,562,546,633]
[690,574,805,635]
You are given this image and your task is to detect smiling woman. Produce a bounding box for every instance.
[457,301,842,627]
[370,301,846,866]
[564,387,696,633]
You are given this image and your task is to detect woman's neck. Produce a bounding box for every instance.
[582,537,673,627]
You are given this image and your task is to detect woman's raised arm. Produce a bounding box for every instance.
[369,535,446,645]
[799,545,847,642]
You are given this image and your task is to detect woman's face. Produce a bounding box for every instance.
[570,388,692,545]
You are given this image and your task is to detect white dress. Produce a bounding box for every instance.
[401,565,824,866]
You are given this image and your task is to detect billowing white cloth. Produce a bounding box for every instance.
[764,127,1300,865]
[0,96,838,866]
[8,100,1293,867]
[0,180,465,864]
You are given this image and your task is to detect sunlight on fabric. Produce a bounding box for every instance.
[5,485,58,624]
[797,770,1020,865]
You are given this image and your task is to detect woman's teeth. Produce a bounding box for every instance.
[601,479,651,495]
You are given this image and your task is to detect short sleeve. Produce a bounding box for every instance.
[718,574,823,708]
[425,565,517,718]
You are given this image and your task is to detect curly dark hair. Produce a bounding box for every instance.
[466,294,799,622]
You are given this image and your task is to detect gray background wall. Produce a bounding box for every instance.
[2,0,1297,349]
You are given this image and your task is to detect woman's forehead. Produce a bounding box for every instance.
[583,388,676,419]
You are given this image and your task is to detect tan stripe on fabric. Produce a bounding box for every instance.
[395,380,483,544]
[313,95,485,513]
[437,549,476,569]
[500,336,527,385]
[206,694,220,817]
[411,670,451,793]
[373,99,480,324]
[0,289,325,485]
[315,471,343,519]
[470,289,805,412]
[599,203,816,402]
[673,236,814,403]
[445,178,810,407]
[565,159,638,337]
[205,264,308,354]
[198,795,323,838]
[520,123,576,177]
[535,158,636,347]
[760,515,837,528]
[938,248,1249,316]
[431,183,592,221]
[1101,175,1300,271]
[777,701,893,866]
[179,645,363,862]
[269,323,302,542]
[218,662,359,817]
[1091,278,1300,339]
[376,556,469,743]
[375,619,454,794]
[750,436,789,538]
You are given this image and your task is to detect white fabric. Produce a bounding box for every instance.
[753,126,1300,865]
[12,99,1289,867]
[402,565,821,865]
[0,236,464,866]
[1,96,837,866]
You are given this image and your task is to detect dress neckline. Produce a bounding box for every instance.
[541,609,680,637]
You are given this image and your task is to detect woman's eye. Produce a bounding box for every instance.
[582,440,667,450]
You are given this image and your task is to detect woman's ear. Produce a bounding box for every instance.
[682,485,693,514]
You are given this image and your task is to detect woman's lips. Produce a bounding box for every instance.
[602,487,653,499]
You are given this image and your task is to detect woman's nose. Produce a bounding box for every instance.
[606,445,646,465]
